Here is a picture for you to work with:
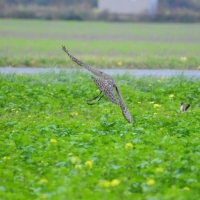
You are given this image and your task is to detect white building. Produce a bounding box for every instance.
[98,0,158,15]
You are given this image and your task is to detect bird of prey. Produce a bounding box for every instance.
[62,46,133,123]
[180,102,190,112]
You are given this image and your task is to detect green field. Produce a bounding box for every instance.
[0,72,200,199]
[0,19,200,69]
[1,19,200,199]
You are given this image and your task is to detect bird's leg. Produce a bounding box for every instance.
[87,91,102,102]
[97,94,104,102]
[87,94,104,105]
[87,91,103,105]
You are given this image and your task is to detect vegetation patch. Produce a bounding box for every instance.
[0,19,200,69]
[0,72,200,199]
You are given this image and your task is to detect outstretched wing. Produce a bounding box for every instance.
[62,46,132,123]
[91,76,119,105]
[62,46,105,78]
[115,86,133,123]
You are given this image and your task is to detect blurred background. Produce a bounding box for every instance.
[0,0,200,69]
[1,0,200,22]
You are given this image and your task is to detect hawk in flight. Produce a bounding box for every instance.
[62,46,133,123]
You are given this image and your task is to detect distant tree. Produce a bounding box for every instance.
[0,0,6,12]
[159,0,200,10]
[4,0,97,6]
[5,0,18,4]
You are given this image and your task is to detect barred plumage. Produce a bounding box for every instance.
[62,46,133,123]
[91,76,119,105]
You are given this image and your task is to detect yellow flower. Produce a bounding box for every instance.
[117,61,122,66]
[110,179,120,187]
[30,60,36,66]
[183,187,190,191]
[40,194,47,199]
[125,142,133,149]
[197,66,200,70]
[75,164,82,169]
[150,101,154,104]
[153,104,161,108]
[169,94,174,98]
[146,179,155,186]
[155,167,164,173]
[3,156,10,160]
[161,76,165,79]
[180,57,187,61]
[40,178,48,183]
[71,156,80,164]
[85,160,93,168]
[98,180,111,188]
[68,152,73,156]
[50,138,57,143]
[70,112,78,116]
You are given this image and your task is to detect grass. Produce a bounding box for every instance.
[0,72,200,199]
[0,19,200,69]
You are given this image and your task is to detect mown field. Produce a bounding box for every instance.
[0,72,200,199]
[0,19,200,69]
